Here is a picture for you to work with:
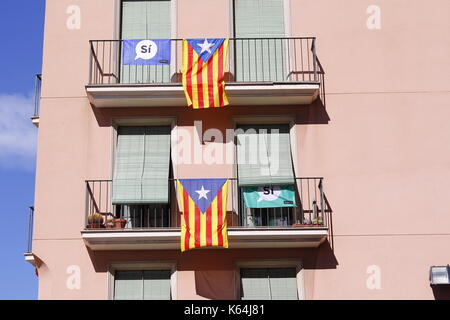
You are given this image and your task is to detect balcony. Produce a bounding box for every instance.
[31,74,41,127]
[86,38,325,108]
[81,178,330,250]
[24,206,37,266]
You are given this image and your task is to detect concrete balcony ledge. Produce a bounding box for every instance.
[81,227,328,251]
[31,116,39,128]
[85,82,321,108]
[24,252,37,267]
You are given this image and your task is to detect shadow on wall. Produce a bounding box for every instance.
[311,240,338,270]
[432,285,450,300]
[192,243,339,300]
[88,92,330,129]
[295,97,330,125]
[195,269,236,300]
[84,242,339,300]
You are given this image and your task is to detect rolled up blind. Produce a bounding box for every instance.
[113,126,171,204]
[236,124,295,186]
[141,126,171,203]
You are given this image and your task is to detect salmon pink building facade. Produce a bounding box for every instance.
[26,0,450,299]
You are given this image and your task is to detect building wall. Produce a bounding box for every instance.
[32,0,450,299]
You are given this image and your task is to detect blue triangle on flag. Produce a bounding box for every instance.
[179,178,227,214]
[186,38,225,63]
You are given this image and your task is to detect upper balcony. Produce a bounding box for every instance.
[81,177,330,251]
[86,38,325,108]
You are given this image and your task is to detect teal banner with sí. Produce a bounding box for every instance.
[242,185,296,208]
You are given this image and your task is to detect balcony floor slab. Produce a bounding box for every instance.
[86,82,320,108]
[81,228,328,250]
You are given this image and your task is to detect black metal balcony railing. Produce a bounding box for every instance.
[88,38,324,90]
[26,206,35,253]
[85,178,330,231]
[33,74,41,118]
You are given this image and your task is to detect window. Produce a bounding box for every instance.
[236,124,294,186]
[114,270,172,300]
[233,0,286,81]
[240,268,298,300]
[236,124,296,227]
[120,0,172,83]
[238,203,295,227]
[116,204,171,228]
[112,126,172,227]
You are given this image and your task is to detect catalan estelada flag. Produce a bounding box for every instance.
[182,38,229,109]
[178,179,229,252]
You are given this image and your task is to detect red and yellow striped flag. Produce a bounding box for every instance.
[178,179,229,252]
[181,38,229,109]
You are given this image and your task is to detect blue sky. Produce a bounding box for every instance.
[0,0,45,299]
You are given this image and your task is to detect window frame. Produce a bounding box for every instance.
[234,259,305,300]
[111,117,178,226]
[116,0,178,82]
[230,0,292,82]
[230,0,291,38]
[238,191,297,227]
[111,116,178,183]
[231,115,299,222]
[117,0,177,40]
[115,203,172,228]
[108,261,178,300]
[112,125,173,205]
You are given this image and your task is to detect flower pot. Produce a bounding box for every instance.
[86,223,105,229]
[88,213,104,225]
[114,218,127,229]
[292,223,311,228]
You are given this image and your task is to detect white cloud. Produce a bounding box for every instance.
[0,94,37,170]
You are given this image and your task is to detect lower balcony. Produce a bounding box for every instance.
[24,206,38,267]
[82,178,330,250]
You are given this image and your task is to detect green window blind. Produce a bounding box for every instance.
[240,268,271,300]
[240,268,298,300]
[121,0,171,83]
[114,270,171,300]
[236,124,295,186]
[234,0,286,81]
[113,126,171,204]
[268,268,298,300]
[114,271,143,300]
[143,270,172,300]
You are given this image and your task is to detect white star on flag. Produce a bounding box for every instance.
[195,186,211,200]
[197,39,214,54]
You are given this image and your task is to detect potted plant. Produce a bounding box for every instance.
[113,217,127,229]
[292,219,311,228]
[105,217,114,229]
[311,217,324,226]
[87,213,104,229]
